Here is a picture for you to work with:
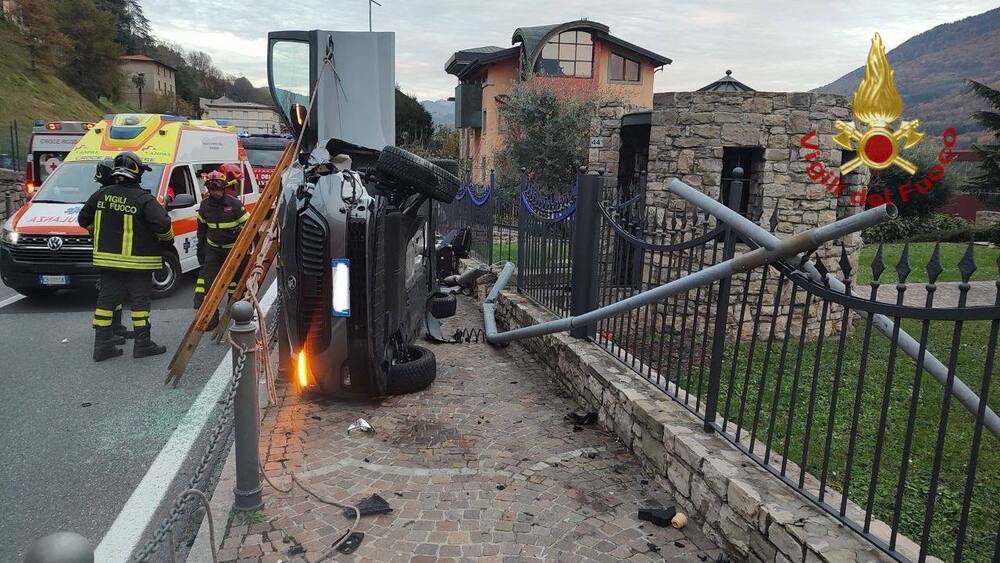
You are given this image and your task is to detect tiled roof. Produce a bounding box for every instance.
[697,70,754,92]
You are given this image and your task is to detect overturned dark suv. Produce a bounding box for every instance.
[269,30,459,398]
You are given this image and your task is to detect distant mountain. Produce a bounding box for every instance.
[814,7,1000,146]
[420,99,454,128]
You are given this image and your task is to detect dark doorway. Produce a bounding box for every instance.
[611,111,651,288]
[720,147,762,215]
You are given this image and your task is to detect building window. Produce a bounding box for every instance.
[535,31,593,78]
[609,53,641,82]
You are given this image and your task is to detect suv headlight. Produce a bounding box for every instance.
[1,228,18,245]
[331,258,350,317]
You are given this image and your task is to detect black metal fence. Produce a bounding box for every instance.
[438,168,1000,563]
[1,120,26,171]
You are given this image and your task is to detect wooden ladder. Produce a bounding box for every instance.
[164,144,295,387]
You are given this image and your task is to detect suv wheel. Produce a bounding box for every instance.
[386,345,436,395]
[376,146,461,203]
[429,292,457,319]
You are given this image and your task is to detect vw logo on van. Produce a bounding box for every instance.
[47,236,64,251]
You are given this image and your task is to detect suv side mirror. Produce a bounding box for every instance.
[166,193,196,210]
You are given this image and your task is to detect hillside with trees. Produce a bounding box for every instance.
[2,0,447,157]
[815,7,1000,146]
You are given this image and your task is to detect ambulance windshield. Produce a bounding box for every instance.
[31,162,164,204]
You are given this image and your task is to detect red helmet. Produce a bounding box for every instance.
[203,170,227,191]
[217,163,242,188]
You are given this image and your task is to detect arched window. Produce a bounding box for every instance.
[535,31,593,78]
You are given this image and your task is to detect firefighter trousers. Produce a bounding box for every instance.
[93,270,152,330]
[194,246,236,308]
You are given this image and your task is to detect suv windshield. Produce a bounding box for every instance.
[31,161,164,204]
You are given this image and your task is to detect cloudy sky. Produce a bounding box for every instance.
[140,0,998,101]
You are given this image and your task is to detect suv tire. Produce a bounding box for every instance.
[376,146,461,203]
[386,345,436,395]
[429,292,457,319]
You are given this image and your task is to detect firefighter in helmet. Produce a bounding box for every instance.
[93,157,133,346]
[217,163,243,197]
[194,170,249,330]
[78,151,174,361]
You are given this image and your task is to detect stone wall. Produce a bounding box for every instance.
[494,291,939,563]
[976,209,1000,227]
[590,91,874,339]
[0,169,26,223]
[647,91,868,277]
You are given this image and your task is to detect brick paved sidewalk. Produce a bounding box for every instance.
[218,297,728,562]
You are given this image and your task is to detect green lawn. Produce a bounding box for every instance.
[857,242,1000,285]
[714,317,999,562]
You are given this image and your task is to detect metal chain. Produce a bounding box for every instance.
[266,300,282,344]
[131,343,251,563]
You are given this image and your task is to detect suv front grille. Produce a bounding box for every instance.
[346,217,369,338]
[6,234,93,263]
[296,210,329,354]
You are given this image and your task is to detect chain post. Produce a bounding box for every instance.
[704,167,743,432]
[569,170,603,339]
[230,301,263,511]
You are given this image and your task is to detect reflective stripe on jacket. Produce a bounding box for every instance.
[197,195,248,250]
[78,182,173,271]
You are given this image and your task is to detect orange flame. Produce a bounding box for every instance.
[851,33,902,127]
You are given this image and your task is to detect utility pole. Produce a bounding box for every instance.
[368,0,381,31]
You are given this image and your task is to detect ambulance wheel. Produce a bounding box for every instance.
[152,253,181,298]
[376,146,461,203]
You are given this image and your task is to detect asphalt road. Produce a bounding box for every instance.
[0,272,249,560]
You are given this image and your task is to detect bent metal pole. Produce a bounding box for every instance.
[483,203,894,346]
[666,178,1000,441]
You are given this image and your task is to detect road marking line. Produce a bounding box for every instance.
[95,282,277,562]
[0,293,25,309]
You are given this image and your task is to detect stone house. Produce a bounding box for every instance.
[591,72,871,339]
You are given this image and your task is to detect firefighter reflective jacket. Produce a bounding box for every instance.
[78,181,173,271]
[197,194,249,249]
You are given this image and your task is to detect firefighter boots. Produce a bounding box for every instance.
[133,326,167,358]
[111,307,133,345]
[93,327,124,362]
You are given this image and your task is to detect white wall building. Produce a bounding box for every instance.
[199,96,282,135]
[121,54,176,109]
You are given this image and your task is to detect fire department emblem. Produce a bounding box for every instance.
[834,33,924,174]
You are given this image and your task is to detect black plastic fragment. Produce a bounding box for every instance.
[344,493,392,518]
[287,544,306,555]
[565,411,598,425]
[647,542,660,553]
[637,506,677,527]
[335,531,365,554]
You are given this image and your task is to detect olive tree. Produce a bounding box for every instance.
[494,81,602,193]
